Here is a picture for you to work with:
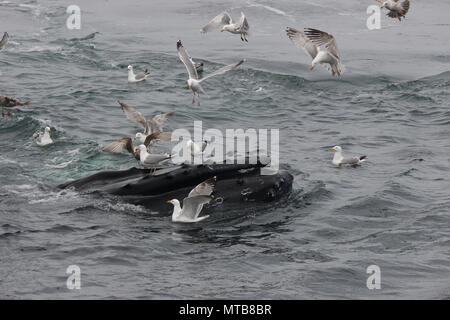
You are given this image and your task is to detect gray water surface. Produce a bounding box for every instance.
[1,0,450,299]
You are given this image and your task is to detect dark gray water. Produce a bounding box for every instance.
[1,0,450,299]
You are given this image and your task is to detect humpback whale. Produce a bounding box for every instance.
[59,162,293,214]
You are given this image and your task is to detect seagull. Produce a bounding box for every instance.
[103,132,166,161]
[0,93,31,117]
[0,32,9,51]
[377,0,410,21]
[118,101,173,144]
[127,65,150,83]
[330,146,366,166]
[167,176,216,223]
[177,40,244,106]
[34,127,53,146]
[286,27,342,77]
[135,144,171,168]
[201,12,250,42]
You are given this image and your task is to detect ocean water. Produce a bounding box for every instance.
[1,0,450,299]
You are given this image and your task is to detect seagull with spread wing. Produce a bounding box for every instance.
[377,0,410,21]
[118,101,173,144]
[103,132,164,161]
[286,27,342,77]
[167,176,216,223]
[176,40,244,106]
[201,11,250,42]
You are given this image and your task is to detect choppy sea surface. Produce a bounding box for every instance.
[1,0,449,299]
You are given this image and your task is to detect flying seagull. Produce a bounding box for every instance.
[34,127,53,146]
[167,176,216,223]
[0,32,9,51]
[127,65,150,83]
[103,132,166,161]
[377,0,410,21]
[330,146,366,166]
[286,27,342,77]
[118,101,173,144]
[201,12,250,42]
[177,40,244,106]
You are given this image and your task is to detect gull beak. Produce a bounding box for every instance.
[167,200,172,204]
[310,66,315,71]
[329,147,335,151]
[188,84,191,89]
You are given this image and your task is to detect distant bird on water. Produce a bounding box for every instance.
[330,146,367,166]
[127,65,150,83]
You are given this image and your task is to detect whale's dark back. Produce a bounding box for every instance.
[59,163,293,214]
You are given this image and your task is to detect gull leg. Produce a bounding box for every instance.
[332,70,336,77]
[244,34,248,42]
[240,34,244,42]
[192,96,195,104]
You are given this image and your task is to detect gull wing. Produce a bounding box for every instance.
[134,70,149,81]
[0,32,9,50]
[340,156,364,165]
[177,40,198,80]
[118,100,149,134]
[286,27,318,59]
[149,111,173,133]
[238,12,249,32]
[103,137,134,154]
[199,60,244,83]
[201,12,232,33]
[188,176,216,197]
[304,28,340,60]
[141,153,171,166]
[143,131,172,147]
[181,195,212,220]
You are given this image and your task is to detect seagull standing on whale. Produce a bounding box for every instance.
[135,144,171,169]
[177,40,244,106]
